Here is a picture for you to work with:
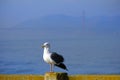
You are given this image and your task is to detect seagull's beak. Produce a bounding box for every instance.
[41,45,45,48]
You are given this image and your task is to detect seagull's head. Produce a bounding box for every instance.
[42,42,50,48]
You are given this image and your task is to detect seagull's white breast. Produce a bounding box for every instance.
[43,53,55,64]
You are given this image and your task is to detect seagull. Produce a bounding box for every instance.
[41,42,68,72]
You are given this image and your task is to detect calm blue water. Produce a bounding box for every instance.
[0,28,120,74]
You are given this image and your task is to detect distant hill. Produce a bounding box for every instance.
[1,15,120,41]
[14,15,80,29]
[11,15,120,33]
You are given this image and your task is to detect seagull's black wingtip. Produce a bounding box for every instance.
[55,63,68,71]
[65,68,68,71]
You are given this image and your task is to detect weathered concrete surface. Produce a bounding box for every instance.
[44,72,68,80]
[0,73,120,80]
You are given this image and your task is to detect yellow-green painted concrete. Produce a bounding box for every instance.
[0,73,120,80]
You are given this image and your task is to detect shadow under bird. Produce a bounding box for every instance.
[41,42,68,72]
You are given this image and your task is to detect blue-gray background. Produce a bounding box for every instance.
[0,0,120,74]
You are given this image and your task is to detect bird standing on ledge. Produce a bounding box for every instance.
[42,42,68,72]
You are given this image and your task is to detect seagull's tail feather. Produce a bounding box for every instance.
[55,63,68,71]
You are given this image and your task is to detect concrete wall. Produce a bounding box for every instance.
[0,73,120,80]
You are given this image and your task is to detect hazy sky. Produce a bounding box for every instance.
[0,0,120,27]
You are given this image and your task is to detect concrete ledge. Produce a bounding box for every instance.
[0,74,44,80]
[0,74,120,80]
[44,72,68,80]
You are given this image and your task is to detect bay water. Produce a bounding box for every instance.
[0,28,120,74]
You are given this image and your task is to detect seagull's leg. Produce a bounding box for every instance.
[50,64,52,72]
[50,64,54,72]
[52,64,54,72]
